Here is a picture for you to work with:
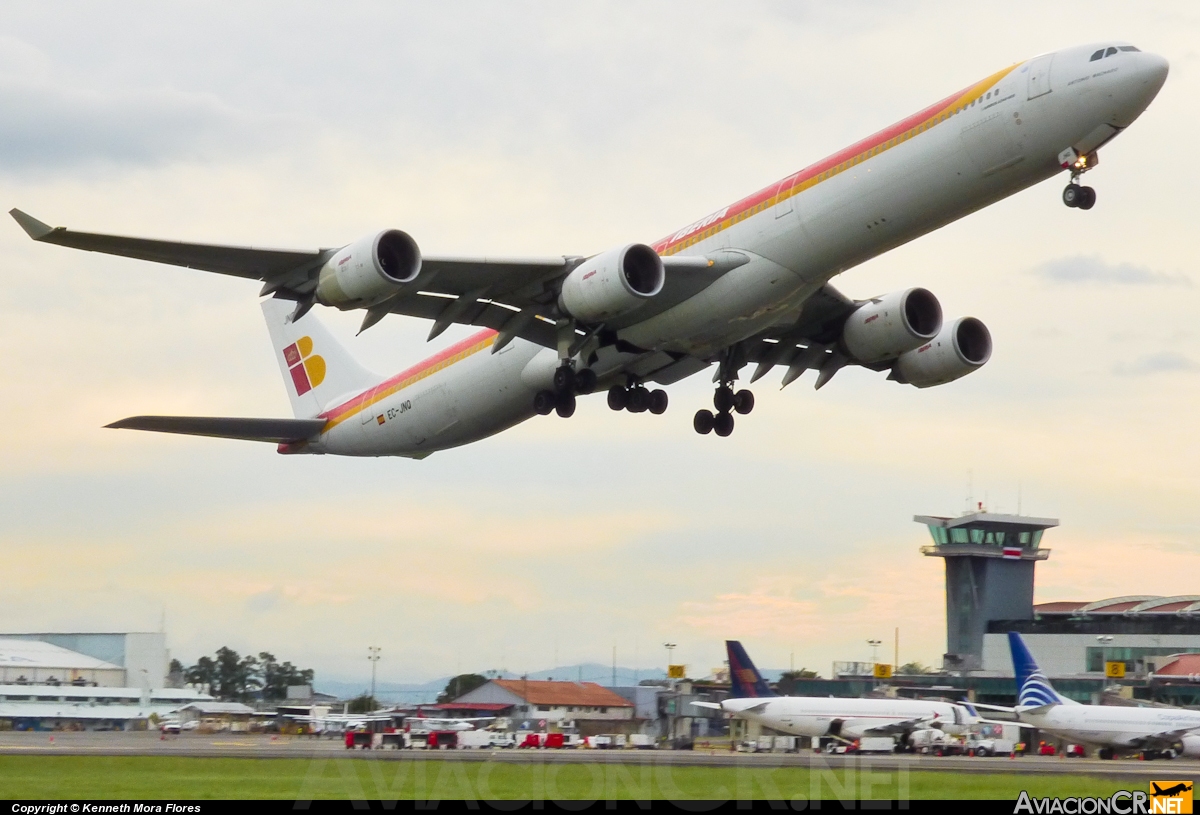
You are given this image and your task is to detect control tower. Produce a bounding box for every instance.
[915,510,1059,672]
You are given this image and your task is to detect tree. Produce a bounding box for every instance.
[898,661,936,675]
[185,647,314,701]
[775,669,820,695]
[347,693,377,713]
[436,673,488,703]
[259,652,316,701]
[169,659,184,675]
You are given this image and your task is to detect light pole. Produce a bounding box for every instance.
[368,646,381,711]
[867,639,882,666]
[663,643,677,742]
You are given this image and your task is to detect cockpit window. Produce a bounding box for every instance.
[1105,47,1118,57]
[1119,46,1140,52]
[1090,49,1104,62]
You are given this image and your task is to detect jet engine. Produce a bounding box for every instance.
[558,243,665,323]
[315,229,421,309]
[892,317,992,388]
[841,287,942,364]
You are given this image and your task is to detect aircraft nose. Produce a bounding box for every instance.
[1140,52,1170,92]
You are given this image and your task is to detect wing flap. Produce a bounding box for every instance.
[106,416,326,443]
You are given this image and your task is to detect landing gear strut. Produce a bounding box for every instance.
[694,358,754,436]
[535,364,597,419]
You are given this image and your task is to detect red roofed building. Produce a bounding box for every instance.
[451,678,634,729]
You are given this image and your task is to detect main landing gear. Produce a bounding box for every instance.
[534,365,598,418]
[607,383,668,415]
[693,384,754,437]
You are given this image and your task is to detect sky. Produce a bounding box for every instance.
[3,1,1200,691]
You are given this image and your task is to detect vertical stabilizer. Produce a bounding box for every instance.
[726,640,777,698]
[1007,631,1070,707]
[261,299,380,418]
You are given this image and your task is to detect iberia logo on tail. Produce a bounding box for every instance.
[283,336,325,395]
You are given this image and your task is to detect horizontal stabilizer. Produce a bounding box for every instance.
[690,701,721,710]
[106,415,326,443]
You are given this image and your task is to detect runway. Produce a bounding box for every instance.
[0,732,1192,780]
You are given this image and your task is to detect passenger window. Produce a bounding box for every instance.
[1105,47,1117,57]
[1090,50,1104,61]
[1119,46,1139,52]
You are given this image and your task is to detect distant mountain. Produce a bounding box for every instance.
[315,663,789,703]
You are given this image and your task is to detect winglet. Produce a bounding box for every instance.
[9,209,57,240]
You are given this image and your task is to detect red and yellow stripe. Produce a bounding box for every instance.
[320,328,498,431]
[652,64,1021,256]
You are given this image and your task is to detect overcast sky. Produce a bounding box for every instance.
[3,1,1199,688]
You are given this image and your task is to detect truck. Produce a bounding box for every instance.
[856,737,896,754]
[456,730,492,749]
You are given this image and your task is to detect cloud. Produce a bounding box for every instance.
[0,78,272,176]
[1112,352,1200,377]
[1031,256,1191,287]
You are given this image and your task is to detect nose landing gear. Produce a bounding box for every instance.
[1060,148,1098,210]
[1062,183,1096,210]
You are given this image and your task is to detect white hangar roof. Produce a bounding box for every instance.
[0,638,122,671]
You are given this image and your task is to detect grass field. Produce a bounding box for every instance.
[0,755,1138,800]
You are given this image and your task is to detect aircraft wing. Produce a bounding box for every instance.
[861,715,936,736]
[737,283,861,386]
[11,209,727,351]
[690,701,722,711]
[1127,728,1200,750]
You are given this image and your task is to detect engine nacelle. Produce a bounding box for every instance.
[1182,734,1200,758]
[893,317,992,388]
[315,229,421,309]
[841,287,942,363]
[558,243,664,323]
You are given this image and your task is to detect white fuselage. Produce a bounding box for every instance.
[720,696,975,740]
[1018,703,1200,752]
[296,43,1167,458]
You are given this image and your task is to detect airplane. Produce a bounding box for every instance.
[11,42,1169,458]
[985,632,1200,760]
[692,640,989,744]
[1151,782,1193,798]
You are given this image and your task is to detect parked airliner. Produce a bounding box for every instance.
[991,632,1200,760]
[12,42,1168,457]
[691,641,986,743]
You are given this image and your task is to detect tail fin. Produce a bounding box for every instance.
[261,299,379,418]
[1008,631,1067,707]
[726,640,776,698]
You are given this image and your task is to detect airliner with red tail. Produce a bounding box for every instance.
[11,42,1168,457]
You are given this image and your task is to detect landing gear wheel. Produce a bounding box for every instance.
[733,389,755,415]
[573,368,597,394]
[555,392,576,418]
[1098,747,1114,760]
[533,390,556,415]
[553,366,575,393]
[713,412,735,437]
[693,409,715,434]
[628,387,650,413]
[713,386,735,413]
[607,386,629,411]
[1077,186,1096,210]
[1062,184,1082,208]
[648,389,669,415]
